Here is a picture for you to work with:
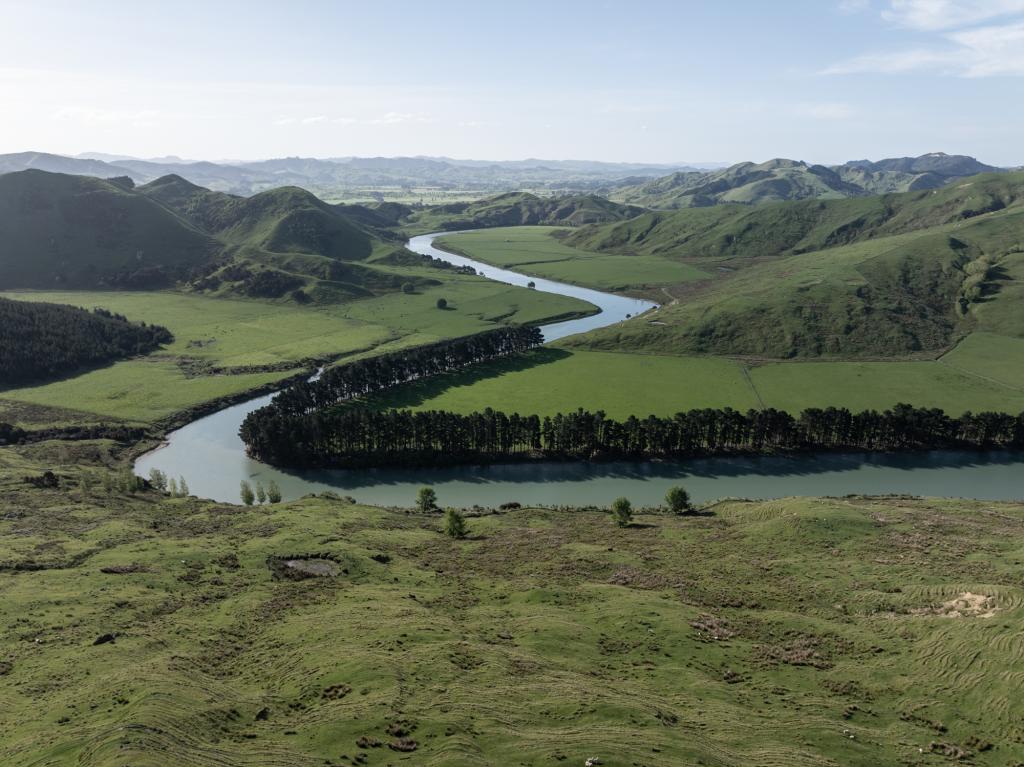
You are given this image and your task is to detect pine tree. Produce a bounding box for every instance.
[443,508,468,539]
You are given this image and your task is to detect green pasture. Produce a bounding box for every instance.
[434,226,709,291]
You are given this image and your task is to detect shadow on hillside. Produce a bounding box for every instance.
[373,347,572,410]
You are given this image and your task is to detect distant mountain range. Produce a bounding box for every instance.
[0,152,701,196]
[610,154,1004,208]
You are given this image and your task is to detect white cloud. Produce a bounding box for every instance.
[881,0,1024,30]
[825,19,1024,74]
[300,115,327,125]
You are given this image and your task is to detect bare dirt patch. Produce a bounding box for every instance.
[916,592,998,619]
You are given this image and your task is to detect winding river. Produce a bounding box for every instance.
[135,233,1024,506]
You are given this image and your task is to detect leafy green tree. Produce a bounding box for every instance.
[148,468,167,492]
[417,486,438,512]
[436,298,448,310]
[256,482,267,504]
[177,476,189,497]
[443,508,468,539]
[611,497,633,528]
[168,477,178,497]
[665,486,692,514]
[240,480,255,506]
[267,480,282,504]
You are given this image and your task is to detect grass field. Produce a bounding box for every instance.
[373,349,761,417]
[434,226,709,291]
[373,346,1024,419]
[0,286,594,427]
[4,443,1024,765]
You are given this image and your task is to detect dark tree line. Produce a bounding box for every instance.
[249,325,543,421]
[240,403,1024,469]
[0,298,173,386]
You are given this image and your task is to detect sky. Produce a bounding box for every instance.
[0,0,1021,165]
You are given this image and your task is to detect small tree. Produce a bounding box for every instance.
[177,476,189,497]
[436,298,448,310]
[611,497,633,528]
[402,282,416,294]
[665,486,692,515]
[527,280,536,289]
[416,486,438,512]
[168,477,178,497]
[148,468,167,492]
[443,508,468,539]
[267,480,282,504]
[240,480,255,506]
[256,482,267,504]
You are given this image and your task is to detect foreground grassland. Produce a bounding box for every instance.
[434,226,710,292]
[3,444,1024,766]
[0,285,593,428]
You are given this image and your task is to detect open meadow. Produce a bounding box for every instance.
[434,226,709,292]
[2,442,1024,766]
[0,284,594,428]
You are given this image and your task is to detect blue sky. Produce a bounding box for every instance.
[1,0,1021,164]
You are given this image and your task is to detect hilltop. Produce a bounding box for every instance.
[611,153,1004,209]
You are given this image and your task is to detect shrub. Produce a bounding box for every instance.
[611,497,633,528]
[665,486,692,514]
[436,298,448,309]
[416,486,437,512]
[267,480,282,504]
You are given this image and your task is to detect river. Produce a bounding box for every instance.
[135,232,1024,506]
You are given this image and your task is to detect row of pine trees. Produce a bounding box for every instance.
[240,403,1024,469]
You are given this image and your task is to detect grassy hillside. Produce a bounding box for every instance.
[560,174,1024,359]
[138,176,377,260]
[0,170,219,289]
[569,171,1024,265]
[4,443,1024,765]
[399,191,644,234]
[612,154,1003,209]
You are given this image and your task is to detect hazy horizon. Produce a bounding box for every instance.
[2,0,1022,165]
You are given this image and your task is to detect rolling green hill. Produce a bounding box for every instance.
[568,172,1024,265]
[612,154,1004,210]
[0,171,436,301]
[566,184,1024,359]
[399,191,644,233]
[0,170,220,289]
[137,175,376,260]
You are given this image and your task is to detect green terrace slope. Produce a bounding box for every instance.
[611,154,1003,209]
[566,183,1024,359]
[568,171,1024,266]
[399,191,644,234]
[0,170,219,289]
[4,444,1024,766]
